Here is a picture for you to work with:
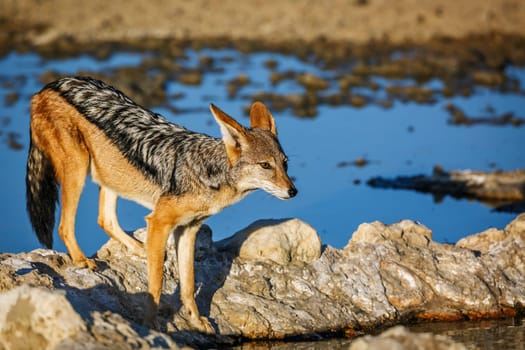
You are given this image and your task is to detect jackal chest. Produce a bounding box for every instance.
[204,185,250,216]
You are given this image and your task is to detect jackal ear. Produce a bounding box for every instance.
[250,101,277,136]
[210,103,246,164]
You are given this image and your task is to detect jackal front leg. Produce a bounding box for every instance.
[143,208,174,328]
[143,196,214,333]
[176,222,214,333]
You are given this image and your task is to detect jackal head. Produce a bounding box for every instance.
[210,102,298,200]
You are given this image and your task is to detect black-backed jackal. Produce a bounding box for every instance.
[26,77,297,332]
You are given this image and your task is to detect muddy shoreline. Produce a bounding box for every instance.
[3,1,525,63]
[3,1,525,119]
[6,32,523,114]
[3,0,525,48]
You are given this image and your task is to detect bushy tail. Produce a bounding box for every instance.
[26,140,58,248]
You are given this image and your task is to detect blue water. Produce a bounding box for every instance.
[0,49,523,255]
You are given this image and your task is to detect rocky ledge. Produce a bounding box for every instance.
[1,214,524,349]
[368,168,525,213]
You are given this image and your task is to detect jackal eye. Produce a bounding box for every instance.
[283,158,288,171]
[259,161,272,170]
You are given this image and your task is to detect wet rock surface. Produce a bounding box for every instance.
[445,103,525,127]
[368,168,525,212]
[1,215,524,348]
[409,317,525,350]
[348,326,467,350]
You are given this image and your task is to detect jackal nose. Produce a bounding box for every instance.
[288,187,298,198]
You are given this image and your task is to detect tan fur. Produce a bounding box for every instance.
[31,90,159,266]
[209,103,244,165]
[144,194,212,330]
[250,101,277,136]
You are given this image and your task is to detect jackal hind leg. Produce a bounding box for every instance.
[98,186,145,257]
[56,146,96,269]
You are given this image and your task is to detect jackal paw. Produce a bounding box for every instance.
[142,295,159,329]
[189,315,215,334]
[127,243,146,258]
[73,257,98,270]
[142,315,160,330]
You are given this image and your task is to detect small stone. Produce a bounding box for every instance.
[456,228,506,254]
[0,286,86,350]
[349,326,467,350]
[216,218,321,264]
[347,220,432,247]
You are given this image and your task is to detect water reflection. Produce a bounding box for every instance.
[232,317,525,350]
[409,317,525,350]
[0,49,523,257]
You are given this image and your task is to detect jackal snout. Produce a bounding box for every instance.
[287,185,298,198]
[272,164,297,200]
[251,169,297,201]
